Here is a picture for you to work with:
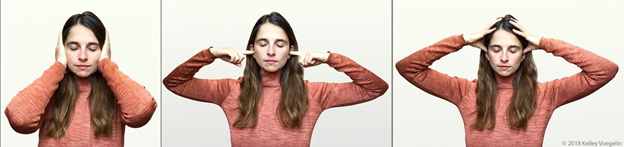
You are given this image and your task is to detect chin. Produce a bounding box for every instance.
[70,69,95,78]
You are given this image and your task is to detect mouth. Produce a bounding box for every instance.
[498,65,511,70]
[75,65,91,70]
[265,60,278,65]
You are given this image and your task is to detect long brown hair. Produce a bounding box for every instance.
[233,12,308,128]
[472,14,538,131]
[45,11,117,138]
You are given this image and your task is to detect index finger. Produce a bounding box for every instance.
[242,50,254,55]
[509,20,525,31]
[289,51,303,56]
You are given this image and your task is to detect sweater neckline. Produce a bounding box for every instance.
[261,70,281,87]
[495,74,514,89]
[74,75,92,92]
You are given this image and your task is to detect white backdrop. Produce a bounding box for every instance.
[161,0,391,146]
[0,0,161,146]
[393,0,624,146]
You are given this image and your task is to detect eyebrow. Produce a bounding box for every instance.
[489,44,521,49]
[255,38,288,43]
[66,41,100,47]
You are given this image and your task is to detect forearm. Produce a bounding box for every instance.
[5,62,65,133]
[99,59,157,127]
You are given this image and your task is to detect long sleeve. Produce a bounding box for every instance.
[395,35,474,105]
[5,62,66,134]
[310,53,389,110]
[163,48,237,106]
[99,59,157,128]
[538,38,619,108]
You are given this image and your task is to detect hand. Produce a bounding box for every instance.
[509,20,541,53]
[464,17,501,51]
[55,31,67,66]
[209,47,254,67]
[100,31,111,61]
[289,51,330,68]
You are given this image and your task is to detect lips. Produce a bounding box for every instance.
[498,65,511,70]
[265,60,278,65]
[76,65,91,70]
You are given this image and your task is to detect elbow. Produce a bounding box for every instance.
[395,61,407,75]
[379,80,389,97]
[5,109,38,134]
[122,99,157,128]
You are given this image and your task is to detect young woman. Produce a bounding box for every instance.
[163,12,388,146]
[4,11,157,146]
[396,15,618,146]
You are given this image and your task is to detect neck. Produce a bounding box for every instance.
[260,69,281,87]
[73,74,92,92]
[495,74,515,89]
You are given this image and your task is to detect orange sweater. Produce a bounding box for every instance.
[5,59,158,147]
[396,35,618,147]
[163,48,388,147]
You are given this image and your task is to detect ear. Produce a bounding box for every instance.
[249,44,254,51]
[484,51,490,61]
[289,45,295,58]
[521,54,526,61]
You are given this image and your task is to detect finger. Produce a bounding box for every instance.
[57,31,64,46]
[227,50,237,63]
[289,51,302,56]
[232,49,243,64]
[235,63,242,67]
[304,52,312,66]
[509,20,525,31]
[485,28,496,34]
[523,47,532,54]
[242,50,254,55]
[512,29,525,36]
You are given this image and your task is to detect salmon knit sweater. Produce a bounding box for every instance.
[396,35,618,147]
[5,59,158,147]
[163,48,388,147]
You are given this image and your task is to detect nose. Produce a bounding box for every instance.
[267,45,276,56]
[500,51,509,63]
[78,49,88,62]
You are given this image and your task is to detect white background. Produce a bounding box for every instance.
[1,0,161,146]
[394,0,624,146]
[161,0,391,146]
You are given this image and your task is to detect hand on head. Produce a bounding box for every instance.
[465,17,502,51]
[55,31,67,66]
[100,31,111,61]
[508,20,540,53]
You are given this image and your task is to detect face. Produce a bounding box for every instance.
[65,24,102,78]
[251,23,294,73]
[486,30,525,77]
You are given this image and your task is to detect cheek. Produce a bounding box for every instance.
[510,54,524,66]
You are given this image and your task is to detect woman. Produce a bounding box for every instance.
[396,15,618,146]
[163,12,388,146]
[4,11,157,146]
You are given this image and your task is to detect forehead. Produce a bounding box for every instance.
[490,30,521,47]
[255,23,288,42]
[66,24,98,44]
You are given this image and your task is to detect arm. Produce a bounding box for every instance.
[539,38,618,107]
[395,35,475,105]
[4,62,65,133]
[162,48,237,106]
[99,59,157,128]
[311,53,389,110]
